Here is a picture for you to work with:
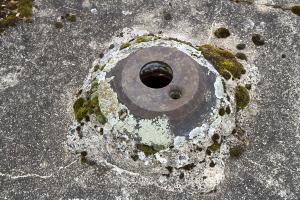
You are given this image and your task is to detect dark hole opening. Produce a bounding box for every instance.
[169,88,182,100]
[140,61,173,89]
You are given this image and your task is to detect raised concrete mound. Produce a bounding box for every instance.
[0,0,299,199]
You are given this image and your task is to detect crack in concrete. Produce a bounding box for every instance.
[0,172,52,180]
[0,160,77,180]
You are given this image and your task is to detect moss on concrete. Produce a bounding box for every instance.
[73,98,87,121]
[93,64,105,72]
[66,13,76,22]
[119,35,160,48]
[0,14,18,28]
[236,52,247,61]
[252,34,265,46]
[73,80,107,124]
[168,37,193,47]
[18,0,33,18]
[207,142,221,153]
[199,45,246,79]
[120,42,131,50]
[291,5,300,16]
[136,35,157,43]
[0,0,33,33]
[214,27,230,38]
[235,85,250,111]
[136,144,165,156]
[236,43,246,50]
[54,21,63,29]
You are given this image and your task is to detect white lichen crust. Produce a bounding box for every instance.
[66,29,257,194]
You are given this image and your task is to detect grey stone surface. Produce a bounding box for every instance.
[0,0,299,199]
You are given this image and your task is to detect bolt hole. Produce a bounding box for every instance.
[169,88,182,100]
[140,61,173,89]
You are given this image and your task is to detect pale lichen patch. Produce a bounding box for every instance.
[137,117,172,147]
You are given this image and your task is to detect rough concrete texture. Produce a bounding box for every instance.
[0,0,299,199]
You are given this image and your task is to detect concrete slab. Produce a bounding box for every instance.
[0,0,299,199]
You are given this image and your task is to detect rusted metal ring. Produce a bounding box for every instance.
[109,46,217,136]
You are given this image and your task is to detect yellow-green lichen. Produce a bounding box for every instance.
[73,80,107,124]
[207,142,221,153]
[168,37,193,47]
[93,64,105,72]
[198,45,246,80]
[136,35,158,43]
[136,144,165,156]
[235,85,250,111]
[291,5,300,16]
[120,42,131,50]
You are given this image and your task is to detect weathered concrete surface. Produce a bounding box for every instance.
[0,0,299,199]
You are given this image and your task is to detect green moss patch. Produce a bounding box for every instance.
[0,14,18,28]
[214,27,230,38]
[291,5,300,16]
[73,80,107,124]
[18,0,33,18]
[235,85,250,111]
[136,144,165,156]
[0,0,33,33]
[198,45,246,79]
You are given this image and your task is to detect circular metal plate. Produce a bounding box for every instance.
[109,46,217,136]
